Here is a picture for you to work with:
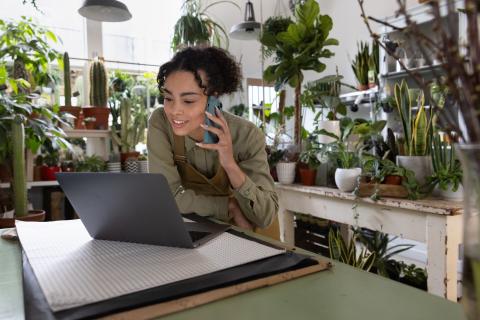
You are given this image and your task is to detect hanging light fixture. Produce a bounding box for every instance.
[78,0,132,22]
[229,0,261,40]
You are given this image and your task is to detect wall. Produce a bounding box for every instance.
[208,0,419,136]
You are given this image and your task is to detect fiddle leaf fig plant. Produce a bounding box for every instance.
[261,0,338,145]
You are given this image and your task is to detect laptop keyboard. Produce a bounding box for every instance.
[188,231,211,242]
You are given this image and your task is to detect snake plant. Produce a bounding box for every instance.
[394,80,433,156]
[427,134,462,192]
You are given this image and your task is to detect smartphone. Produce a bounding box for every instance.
[203,96,222,144]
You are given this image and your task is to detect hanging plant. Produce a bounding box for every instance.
[171,0,240,51]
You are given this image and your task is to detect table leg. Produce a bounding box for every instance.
[427,214,463,301]
[278,205,295,246]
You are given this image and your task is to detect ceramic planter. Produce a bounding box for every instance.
[433,183,464,201]
[316,120,340,144]
[396,155,433,186]
[334,168,362,192]
[276,162,296,184]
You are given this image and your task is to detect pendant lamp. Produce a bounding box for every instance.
[229,0,261,40]
[79,0,132,22]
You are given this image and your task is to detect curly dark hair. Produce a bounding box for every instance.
[157,46,242,96]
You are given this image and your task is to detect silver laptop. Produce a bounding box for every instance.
[56,172,230,248]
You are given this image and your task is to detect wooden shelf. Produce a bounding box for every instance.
[381,63,444,80]
[63,129,110,138]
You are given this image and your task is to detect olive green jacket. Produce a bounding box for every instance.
[147,107,278,228]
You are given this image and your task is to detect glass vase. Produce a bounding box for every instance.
[457,144,480,319]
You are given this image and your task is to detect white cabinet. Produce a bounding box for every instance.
[63,129,111,161]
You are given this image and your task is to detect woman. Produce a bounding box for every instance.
[147,46,278,233]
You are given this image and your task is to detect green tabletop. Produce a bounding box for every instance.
[0,231,466,320]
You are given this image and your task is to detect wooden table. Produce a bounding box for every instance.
[0,230,466,320]
[276,184,464,301]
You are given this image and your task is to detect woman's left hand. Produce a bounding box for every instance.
[196,108,235,169]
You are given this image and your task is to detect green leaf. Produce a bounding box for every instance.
[295,0,319,27]
[9,78,18,94]
[323,38,339,46]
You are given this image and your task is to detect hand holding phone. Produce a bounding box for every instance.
[203,96,222,144]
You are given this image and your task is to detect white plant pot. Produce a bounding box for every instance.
[317,120,340,144]
[276,162,296,184]
[138,160,149,173]
[396,155,433,186]
[433,183,464,201]
[335,168,362,192]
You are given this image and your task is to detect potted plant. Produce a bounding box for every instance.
[427,133,463,201]
[111,95,148,165]
[75,155,106,172]
[266,147,286,182]
[303,72,353,144]
[59,51,81,128]
[261,0,338,146]
[171,0,239,51]
[360,154,419,200]
[317,117,362,192]
[83,58,110,129]
[41,150,61,181]
[351,41,370,90]
[394,80,433,186]
[276,146,298,184]
[298,143,320,186]
[138,154,148,173]
[0,17,70,227]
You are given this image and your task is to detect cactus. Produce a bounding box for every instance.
[89,59,108,107]
[63,52,72,106]
[111,96,148,152]
[12,115,27,217]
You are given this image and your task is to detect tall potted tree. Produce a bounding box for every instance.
[261,0,338,146]
[0,17,70,227]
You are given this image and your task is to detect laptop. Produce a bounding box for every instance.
[55,172,230,248]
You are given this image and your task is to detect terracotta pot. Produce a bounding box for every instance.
[82,107,110,130]
[33,165,42,181]
[383,175,402,185]
[121,151,140,165]
[0,163,11,182]
[0,210,46,229]
[59,106,81,128]
[299,168,317,186]
[357,84,369,91]
[85,120,96,130]
[41,165,61,181]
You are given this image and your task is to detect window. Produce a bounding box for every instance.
[0,0,88,65]
[102,0,182,72]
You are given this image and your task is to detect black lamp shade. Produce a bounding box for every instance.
[229,1,261,40]
[79,0,132,22]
